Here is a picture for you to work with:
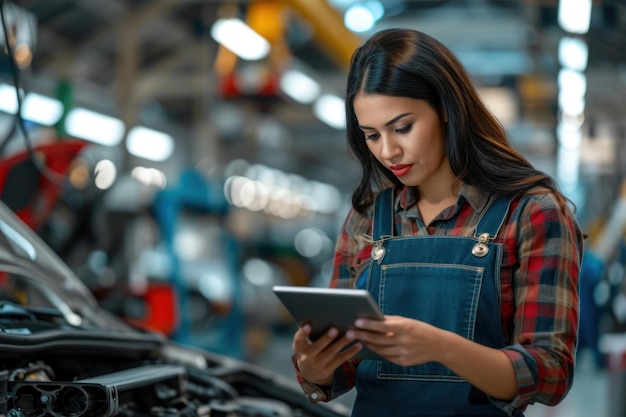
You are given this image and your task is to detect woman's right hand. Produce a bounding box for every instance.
[292,324,363,386]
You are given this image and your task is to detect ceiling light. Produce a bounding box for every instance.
[279,70,320,104]
[558,68,587,98]
[65,107,125,146]
[126,126,174,162]
[558,37,588,71]
[313,94,346,130]
[0,85,17,114]
[558,0,592,34]
[556,145,580,196]
[558,91,586,117]
[344,4,376,33]
[22,92,64,126]
[0,84,63,126]
[557,122,583,150]
[211,18,270,61]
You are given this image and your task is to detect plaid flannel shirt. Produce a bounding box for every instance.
[293,183,583,415]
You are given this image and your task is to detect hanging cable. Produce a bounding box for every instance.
[0,0,66,186]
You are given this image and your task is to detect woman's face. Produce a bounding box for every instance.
[353,93,451,190]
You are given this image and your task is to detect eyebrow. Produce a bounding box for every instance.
[358,112,413,130]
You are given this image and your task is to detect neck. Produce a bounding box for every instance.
[417,165,459,205]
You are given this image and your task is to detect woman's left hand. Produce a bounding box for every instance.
[350,315,447,367]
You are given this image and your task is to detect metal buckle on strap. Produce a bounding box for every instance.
[363,234,392,264]
[472,232,491,257]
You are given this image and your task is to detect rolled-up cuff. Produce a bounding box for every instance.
[291,354,332,403]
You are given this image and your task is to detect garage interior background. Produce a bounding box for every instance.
[0,0,625,415]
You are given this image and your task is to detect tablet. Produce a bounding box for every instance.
[272,285,384,360]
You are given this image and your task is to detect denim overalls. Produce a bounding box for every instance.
[352,188,521,417]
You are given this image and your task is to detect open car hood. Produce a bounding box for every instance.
[0,200,132,332]
[0,201,350,417]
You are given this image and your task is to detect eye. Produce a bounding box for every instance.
[363,131,380,141]
[395,124,412,134]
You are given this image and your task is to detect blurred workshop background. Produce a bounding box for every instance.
[0,0,625,415]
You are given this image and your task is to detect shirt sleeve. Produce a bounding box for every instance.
[292,207,372,402]
[496,192,583,412]
[291,353,361,403]
[331,207,374,289]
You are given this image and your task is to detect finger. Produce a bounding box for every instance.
[320,331,361,357]
[297,333,357,373]
[354,318,388,332]
[300,323,312,334]
[302,327,341,356]
[292,325,311,346]
[337,341,364,361]
[316,333,364,364]
[349,328,395,346]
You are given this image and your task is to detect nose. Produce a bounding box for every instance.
[379,135,401,161]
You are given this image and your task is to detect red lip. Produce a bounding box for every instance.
[389,164,413,177]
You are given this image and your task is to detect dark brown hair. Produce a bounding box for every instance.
[345,28,570,213]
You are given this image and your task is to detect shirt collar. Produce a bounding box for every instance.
[397,183,491,214]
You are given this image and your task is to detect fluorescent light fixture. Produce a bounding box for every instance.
[558,68,587,98]
[22,93,64,126]
[279,70,320,104]
[211,18,270,61]
[126,126,174,162]
[0,84,19,113]
[556,145,580,194]
[0,84,63,126]
[558,91,586,116]
[313,94,346,130]
[344,4,376,33]
[558,0,592,34]
[558,37,588,71]
[557,122,583,150]
[558,67,586,117]
[66,107,125,146]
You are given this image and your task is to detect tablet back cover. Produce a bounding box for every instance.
[272,286,384,360]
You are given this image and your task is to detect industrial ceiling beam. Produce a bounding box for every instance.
[281,0,362,70]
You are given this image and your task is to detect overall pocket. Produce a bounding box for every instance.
[376,263,484,381]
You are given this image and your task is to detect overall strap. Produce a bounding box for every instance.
[475,195,514,239]
[373,187,395,240]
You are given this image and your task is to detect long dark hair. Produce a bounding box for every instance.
[345,28,569,213]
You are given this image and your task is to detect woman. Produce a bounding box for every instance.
[290,29,583,417]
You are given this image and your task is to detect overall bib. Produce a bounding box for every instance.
[352,188,520,417]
